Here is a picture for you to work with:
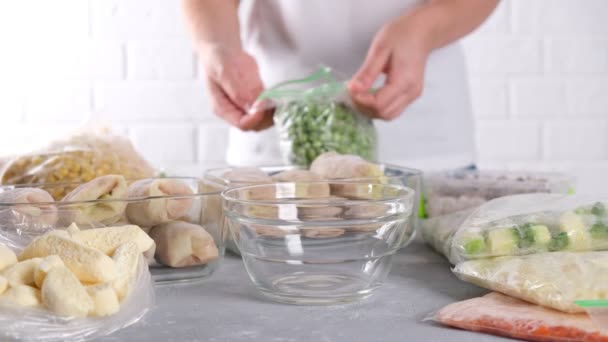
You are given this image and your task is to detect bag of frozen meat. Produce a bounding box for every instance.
[433,292,608,342]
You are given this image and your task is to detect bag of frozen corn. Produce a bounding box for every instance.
[0,126,154,199]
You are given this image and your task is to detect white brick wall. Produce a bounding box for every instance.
[463,0,608,189]
[1,0,607,193]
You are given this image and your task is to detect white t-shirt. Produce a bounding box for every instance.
[227,0,476,171]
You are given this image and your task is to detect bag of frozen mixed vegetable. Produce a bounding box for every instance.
[252,66,377,166]
[431,193,608,264]
[420,169,574,259]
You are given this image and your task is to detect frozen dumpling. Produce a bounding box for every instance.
[271,170,330,198]
[310,152,383,180]
[61,175,127,225]
[125,179,194,227]
[149,221,219,268]
[222,168,273,200]
[310,152,386,199]
[301,226,345,239]
[0,188,58,227]
[251,225,297,239]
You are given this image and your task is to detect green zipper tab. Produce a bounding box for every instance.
[257,66,343,101]
[575,300,608,308]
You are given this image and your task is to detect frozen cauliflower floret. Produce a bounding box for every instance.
[41,267,94,318]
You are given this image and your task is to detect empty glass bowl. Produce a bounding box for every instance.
[222,181,415,305]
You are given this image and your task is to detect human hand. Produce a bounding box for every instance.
[200,46,272,131]
[348,14,432,120]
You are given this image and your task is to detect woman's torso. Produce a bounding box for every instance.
[228,0,476,171]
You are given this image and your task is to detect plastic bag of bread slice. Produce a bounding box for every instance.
[0,208,154,342]
[432,292,608,342]
[0,125,155,200]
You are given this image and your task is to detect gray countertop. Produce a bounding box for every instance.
[99,239,513,342]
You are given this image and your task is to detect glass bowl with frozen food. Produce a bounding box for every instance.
[203,152,423,255]
[222,181,415,305]
[0,175,225,283]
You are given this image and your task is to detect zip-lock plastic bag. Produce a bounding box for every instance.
[0,208,154,342]
[422,169,574,218]
[423,193,608,264]
[0,126,155,199]
[577,300,608,335]
[421,170,574,260]
[432,292,608,342]
[453,251,608,313]
[252,66,377,166]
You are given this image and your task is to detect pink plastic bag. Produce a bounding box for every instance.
[433,292,608,342]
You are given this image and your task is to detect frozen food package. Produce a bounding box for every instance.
[453,251,608,313]
[251,66,377,166]
[577,300,608,334]
[421,208,473,261]
[421,169,574,259]
[433,292,608,342]
[423,169,574,218]
[0,208,154,342]
[432,193,608,264]
[0,126,155,199]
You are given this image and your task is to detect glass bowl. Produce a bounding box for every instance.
[205,164,422,254]
[222,181,415,305]
[0,177,225,283]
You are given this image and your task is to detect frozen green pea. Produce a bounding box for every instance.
[276,98,377,166]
